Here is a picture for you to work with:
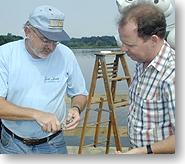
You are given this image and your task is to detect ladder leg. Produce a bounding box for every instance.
[111,55,119,101]
[119,55,132,86]
[105,55,119,153]
[100,56,122,152]
[105,114,112,154]
[110,110,122,152]
[78,57,99,154]
[93,97,104,147]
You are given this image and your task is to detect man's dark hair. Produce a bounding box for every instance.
[118,3,166,41]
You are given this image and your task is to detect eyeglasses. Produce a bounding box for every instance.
[30,27,59,45]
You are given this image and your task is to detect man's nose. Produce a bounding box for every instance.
[46,42,56,50]
[121,44,128,52]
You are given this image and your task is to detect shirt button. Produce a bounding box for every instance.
[137,87,141,92]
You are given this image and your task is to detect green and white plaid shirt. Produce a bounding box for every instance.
[128,41,175,147]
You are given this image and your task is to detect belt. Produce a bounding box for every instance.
[2,124,62,146]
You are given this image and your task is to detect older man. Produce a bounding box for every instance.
[0,5,87,154]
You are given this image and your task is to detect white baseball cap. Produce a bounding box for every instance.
[28,5,70,41]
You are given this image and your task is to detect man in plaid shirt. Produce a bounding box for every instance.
[117,3,175,154]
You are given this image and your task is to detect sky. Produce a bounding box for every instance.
[0,0,176,39]
[0,0,120,38]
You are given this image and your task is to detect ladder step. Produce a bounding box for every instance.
[86,121,110,127]
[114,100,129,108]
[91,100,106,104]
[91,97,128,105]
[81,140,110,148]
[111,76,131,81]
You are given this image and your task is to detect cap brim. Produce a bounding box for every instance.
[38,29,70,41]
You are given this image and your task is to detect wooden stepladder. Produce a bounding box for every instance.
[78,51,131,154]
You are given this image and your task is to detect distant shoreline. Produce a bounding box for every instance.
[0,34,119,49]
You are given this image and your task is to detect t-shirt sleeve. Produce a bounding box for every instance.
[0,48,9,98]
[66,55,88,97]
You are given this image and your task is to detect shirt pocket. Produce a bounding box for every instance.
[141,99,166,127]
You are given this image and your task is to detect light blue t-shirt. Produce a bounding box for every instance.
[0,39,88,138]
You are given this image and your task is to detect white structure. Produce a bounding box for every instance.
[116,0,175,49]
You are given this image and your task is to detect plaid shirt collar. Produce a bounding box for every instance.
[137,40,171,74]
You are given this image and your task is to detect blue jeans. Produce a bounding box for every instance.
[0,127,68,154]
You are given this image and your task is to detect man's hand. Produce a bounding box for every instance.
[63,107,80,130]
[115,147,147,154]
[33,111,61,133]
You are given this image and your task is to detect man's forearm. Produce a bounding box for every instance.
[124,135,175,154]
[151,135,175,154]
[71,94,87,113]
[0,97,39,121]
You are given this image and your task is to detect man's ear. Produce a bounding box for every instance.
[151,35,159,43]
[150,35,159,47]
[24,26,31,37]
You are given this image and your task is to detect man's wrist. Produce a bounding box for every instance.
[72,105,81,115]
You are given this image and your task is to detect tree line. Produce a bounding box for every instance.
[61,36,118,48]
[0,33,23,46]
[0,33,118,48]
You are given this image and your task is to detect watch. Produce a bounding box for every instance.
[146,144,153,154]
[72,105,81,114]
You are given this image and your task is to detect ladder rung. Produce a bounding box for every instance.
[110,76,131,81]
[91,99,107,104]
[91,97,128,105]
[93,108,110,112]
[114,100,129,108]
[89,107,104,111]
[95,120,110,125]
[82,139,110,148]
[106,63,114,66]
[86,120,110,127]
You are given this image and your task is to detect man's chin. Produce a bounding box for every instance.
[37,53,49,59]
[129,55,137,61]
[38,51,53,58]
